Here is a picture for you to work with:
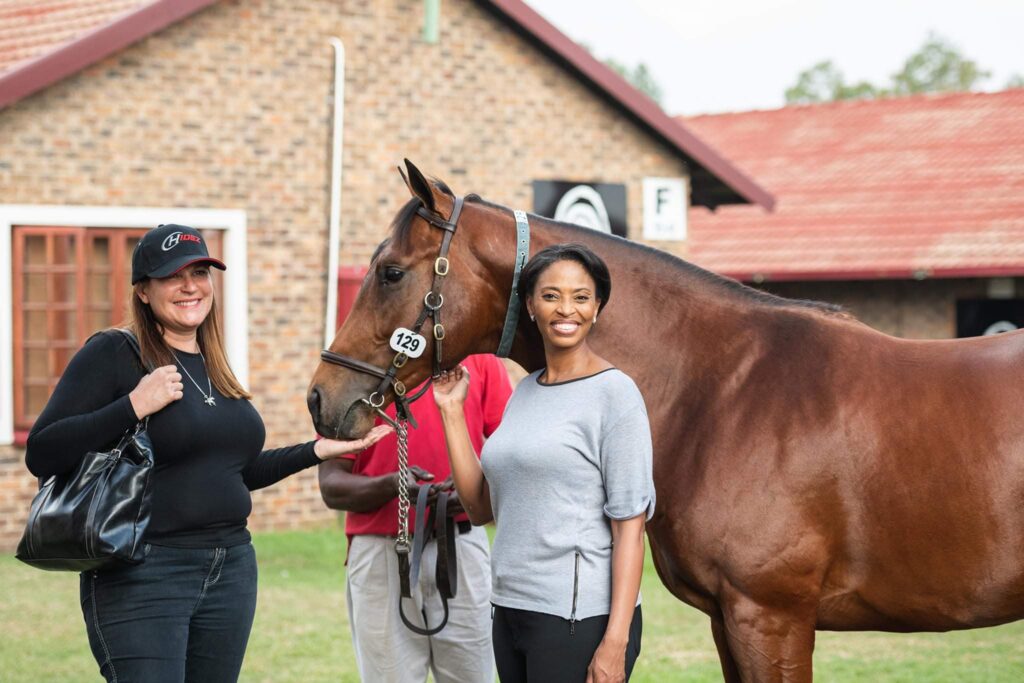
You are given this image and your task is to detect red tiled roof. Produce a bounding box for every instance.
[0,0,146,74]
[682,89,1024,281]
[0,0,219,109]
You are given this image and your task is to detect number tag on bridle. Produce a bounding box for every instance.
[389,328,426,358]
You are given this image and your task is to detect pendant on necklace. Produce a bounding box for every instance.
[205,396,217,407]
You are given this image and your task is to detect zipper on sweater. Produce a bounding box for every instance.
[570,551,581,635]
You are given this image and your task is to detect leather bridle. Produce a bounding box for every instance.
[319,195,530,429]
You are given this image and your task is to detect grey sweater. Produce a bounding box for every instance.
[480,368,655,621]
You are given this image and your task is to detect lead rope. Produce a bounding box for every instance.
[394,418,414,612]
[395,413,456,636]
[395,419,411,553]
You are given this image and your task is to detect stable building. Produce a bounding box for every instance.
[681,89,1024,338]
[0,0,770,548]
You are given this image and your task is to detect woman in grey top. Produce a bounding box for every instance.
[434,243,655,683]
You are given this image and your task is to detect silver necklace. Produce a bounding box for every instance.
[173,349,216,407]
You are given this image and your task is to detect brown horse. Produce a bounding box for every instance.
[307,161,1024,682]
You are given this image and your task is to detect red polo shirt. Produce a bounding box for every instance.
[341,354,512,536]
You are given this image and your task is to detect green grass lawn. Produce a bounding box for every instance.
[3,527,1023,682]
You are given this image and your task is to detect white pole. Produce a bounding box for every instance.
[325,37,346,348]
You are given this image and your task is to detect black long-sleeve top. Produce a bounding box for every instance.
[26,331,319,548]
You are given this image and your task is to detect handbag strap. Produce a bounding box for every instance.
[114,329,154,373]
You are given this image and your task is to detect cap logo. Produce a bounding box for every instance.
[161,231,202,251]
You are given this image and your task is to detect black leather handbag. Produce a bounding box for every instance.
[16,329,155,572]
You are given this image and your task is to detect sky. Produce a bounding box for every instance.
[527,0,1024,116]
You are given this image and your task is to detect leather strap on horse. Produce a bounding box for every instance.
[496,209,531,357]
[399,486,458,636]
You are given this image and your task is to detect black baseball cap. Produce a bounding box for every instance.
[131,224,226,284]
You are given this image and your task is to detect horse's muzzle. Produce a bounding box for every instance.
[307,384,376,440]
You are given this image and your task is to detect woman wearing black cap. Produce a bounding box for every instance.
[25,224,390,683]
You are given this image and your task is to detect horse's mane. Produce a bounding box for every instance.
[389,196,425,247]
[389,182,848,319]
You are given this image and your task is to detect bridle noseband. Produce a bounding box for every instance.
[319,195,530,429]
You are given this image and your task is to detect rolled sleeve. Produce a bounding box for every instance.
[600,403,656,521]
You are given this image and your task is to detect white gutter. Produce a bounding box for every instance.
[324,37,346,348]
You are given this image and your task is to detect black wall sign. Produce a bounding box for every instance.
[533,180,627,238]
[956,299,1024,337]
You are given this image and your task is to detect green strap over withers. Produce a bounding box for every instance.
[496,210,530,358]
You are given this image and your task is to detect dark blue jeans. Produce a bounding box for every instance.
[80,542,258,683]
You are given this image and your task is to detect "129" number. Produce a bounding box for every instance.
[389,327,426,358]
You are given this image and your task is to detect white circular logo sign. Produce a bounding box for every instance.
[983,320,1018,336]
[553,185,612,234]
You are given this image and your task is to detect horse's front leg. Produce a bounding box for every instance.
[718,584,818,682]
[711,614,744,683]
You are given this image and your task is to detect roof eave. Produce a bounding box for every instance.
[480,0,775,211]
[0,0,220,111]
[724,265,1024,283]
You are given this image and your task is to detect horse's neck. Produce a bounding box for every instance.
[514,218,758,406]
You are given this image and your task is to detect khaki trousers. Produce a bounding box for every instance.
[346,527,494,683]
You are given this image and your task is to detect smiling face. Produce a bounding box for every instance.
[526,259,601,351]
[136,263,215,342]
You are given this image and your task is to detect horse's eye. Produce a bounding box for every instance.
[382,266,405,284]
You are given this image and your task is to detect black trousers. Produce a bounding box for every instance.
[492,604,642,682]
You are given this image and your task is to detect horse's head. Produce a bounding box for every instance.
[308,160,525,439]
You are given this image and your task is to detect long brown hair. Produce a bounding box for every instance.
[123,282,252,400]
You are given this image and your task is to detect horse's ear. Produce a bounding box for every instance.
[397,165,413,194]
[403,158,436,213]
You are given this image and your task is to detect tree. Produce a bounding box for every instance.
[604,57,664,105]
[784,60,880,104]
[580,43,665,105]
[785,33,993,104]
[889,33,990,95]
[1006,74,1024,89]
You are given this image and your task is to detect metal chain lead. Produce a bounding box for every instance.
[395,419,411,552]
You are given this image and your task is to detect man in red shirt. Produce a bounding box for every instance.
[319,354,513,683]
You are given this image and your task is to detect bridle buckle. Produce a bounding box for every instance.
[434,257,450,276]
[424,291,444,311]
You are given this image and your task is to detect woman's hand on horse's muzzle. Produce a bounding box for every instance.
[313,424,393,460]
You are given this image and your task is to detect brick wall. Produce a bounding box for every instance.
[0,0,693,548]
[328,0,693,266]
